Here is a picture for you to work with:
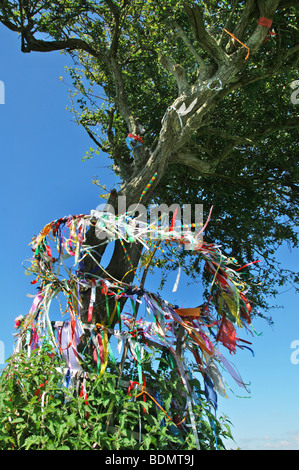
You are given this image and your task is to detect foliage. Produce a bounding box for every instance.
[0,348,233,450]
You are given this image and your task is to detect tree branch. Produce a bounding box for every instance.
[104,0,121,57]
[219,0,239,48]
[201,119,299,150]
[278,0,299,9]
[85,127,107,152]
[0,0,20,32]
[3,0,137,136]
[243,0,280,55]
[231,0,257,43]
[285,43,299,59]
[253,118,299,140]
[197,128,253,145]
[173,21,210,79]
[172,151,217,174]
[109,57,136,133]
[19,33,104,58]
[158,53,190,96]
[175,117,299,176]
[183,2,229,67]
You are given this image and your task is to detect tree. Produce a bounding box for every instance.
[0,0,298,322]
[0,0,298,450]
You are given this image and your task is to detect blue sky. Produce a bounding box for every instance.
[1,24,299,450]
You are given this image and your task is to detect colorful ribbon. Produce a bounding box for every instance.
[12,203,259,446]
[223,28,250,60]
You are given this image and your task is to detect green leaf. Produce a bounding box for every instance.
[24,435,48,450]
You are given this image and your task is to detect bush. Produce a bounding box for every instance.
[0,348,233,450]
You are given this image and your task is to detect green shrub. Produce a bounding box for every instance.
[0,348,233,450]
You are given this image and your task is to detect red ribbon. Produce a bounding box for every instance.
[258,17,273,28]
[46,245,52,258]
[80,383,89,419]
[264,31,276,43]
[127,133,144,143]
[88,279,96,322]
[34,380,48,397]
[235,259,261,271]
[128,376,147,414]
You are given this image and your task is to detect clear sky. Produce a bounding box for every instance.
[0,23,298,450]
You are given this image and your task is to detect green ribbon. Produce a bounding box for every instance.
[117,301,121,330]
[105,296,111,327]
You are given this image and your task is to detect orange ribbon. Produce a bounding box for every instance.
[223,28,250,60]
[174,307,202,317]
[135,385,187,427]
